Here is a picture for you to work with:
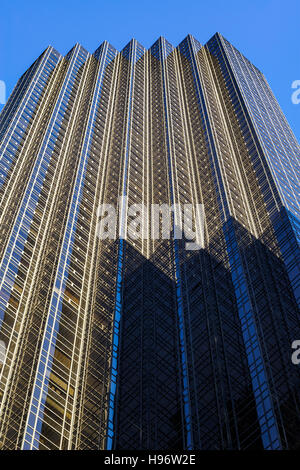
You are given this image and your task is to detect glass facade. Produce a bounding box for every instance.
[0,33,299,450]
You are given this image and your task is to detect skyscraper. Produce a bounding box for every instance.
[0,33,299,450]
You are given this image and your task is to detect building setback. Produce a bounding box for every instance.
[0,33,299,450]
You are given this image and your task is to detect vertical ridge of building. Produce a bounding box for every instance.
[156,35,193,450]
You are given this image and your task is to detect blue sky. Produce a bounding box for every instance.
[0,0,299,140]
